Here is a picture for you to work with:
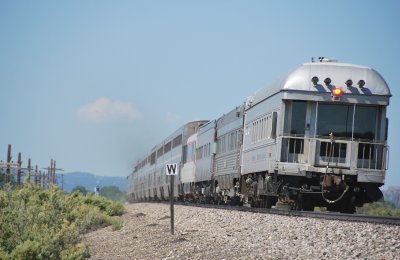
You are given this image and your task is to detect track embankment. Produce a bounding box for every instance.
[84,203,400,259]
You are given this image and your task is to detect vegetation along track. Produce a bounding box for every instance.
[171,202,400,226]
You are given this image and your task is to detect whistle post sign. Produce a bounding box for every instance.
[165,163,178,235]
[166,163,178,175]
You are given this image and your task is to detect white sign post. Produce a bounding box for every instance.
[166,163,178,235]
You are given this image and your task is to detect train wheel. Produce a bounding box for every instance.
[339,196,356,214]
[265,196,277,209]
[295,193,303,210]
[299,194,314,211]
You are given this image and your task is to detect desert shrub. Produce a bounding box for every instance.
[0,184,124,259]
[357,201,400,217]
[82,193,124,216]
[99,186,127,202]
[71,186,88,195]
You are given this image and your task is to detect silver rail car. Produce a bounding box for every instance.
[127,59,391,213]
[241,60,391,212]
[127,120,207,201]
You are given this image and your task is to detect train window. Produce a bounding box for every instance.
[353,106,377,140]
[150,152,156,165]
[261,118,266,140]
[252,123,255,143]
[230,132,235,150]
[164,141,172,153]
[290,101,307,136]
[182,145,188,163]
[157,146,163,158]
[172,134,182,148]
[187,142,196,162]
[196,145,203,160]
[317,104,354,138]
[237,130,242,144]
[385,118,388,141]
[271,112,277,139]
[255,122,258,142]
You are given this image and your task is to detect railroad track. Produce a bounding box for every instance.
[173,202,400,226]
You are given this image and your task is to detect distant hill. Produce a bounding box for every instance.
[57,172,127,193]
[383,186,400,208]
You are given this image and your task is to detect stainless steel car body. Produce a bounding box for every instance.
[194,120,216,183]
[214,104,245,191]
[242,61,391,184]
[128,120,207,200]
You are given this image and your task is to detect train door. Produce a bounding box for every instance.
[281,100,309,163]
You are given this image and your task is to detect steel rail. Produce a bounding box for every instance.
[172,202,400,226]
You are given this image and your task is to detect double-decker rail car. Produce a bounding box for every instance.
[180,132,197,197]
[214,104,245,204]
[127,120,207,201]
[127,59,391,213]
[193,120,216,201]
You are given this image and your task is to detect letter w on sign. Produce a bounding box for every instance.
[166,163,178,175]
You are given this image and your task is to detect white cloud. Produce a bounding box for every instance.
[76,97,141,123]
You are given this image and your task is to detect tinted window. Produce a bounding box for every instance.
[157,147,163,158]
[290,101,307,135]
[354,106,377,140]
[150,152,156,165]
[317,104,353,138]
[172,134,182,148]
[164,141,172,153]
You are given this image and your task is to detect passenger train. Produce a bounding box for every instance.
[127,59,391,213]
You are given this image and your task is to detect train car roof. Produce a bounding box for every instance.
[135,120,208,167]
[247,61,391,107]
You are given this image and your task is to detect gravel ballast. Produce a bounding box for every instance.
[84,203,400,259]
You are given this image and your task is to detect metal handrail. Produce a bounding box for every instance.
[279,135,388,170]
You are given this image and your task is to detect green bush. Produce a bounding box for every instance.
[71,185,89,196]
[82,193,124,216]
[99,186,126,202]
[0,184,124,259]
[357,201,400,217]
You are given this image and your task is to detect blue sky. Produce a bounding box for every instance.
[0,1,399,187]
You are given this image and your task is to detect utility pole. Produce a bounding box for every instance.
[43,171,46,188]
[43,159,63,188]
[26,158,31,184]
[6,144,11,183]
[17,152,22,186]
[50,159,54,186]
[38,171,42,188]
[53,160,57,185]
[34,165,38,185]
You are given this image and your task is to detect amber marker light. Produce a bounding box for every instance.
[332,87,344,97]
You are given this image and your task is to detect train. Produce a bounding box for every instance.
[127,58,391,213]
